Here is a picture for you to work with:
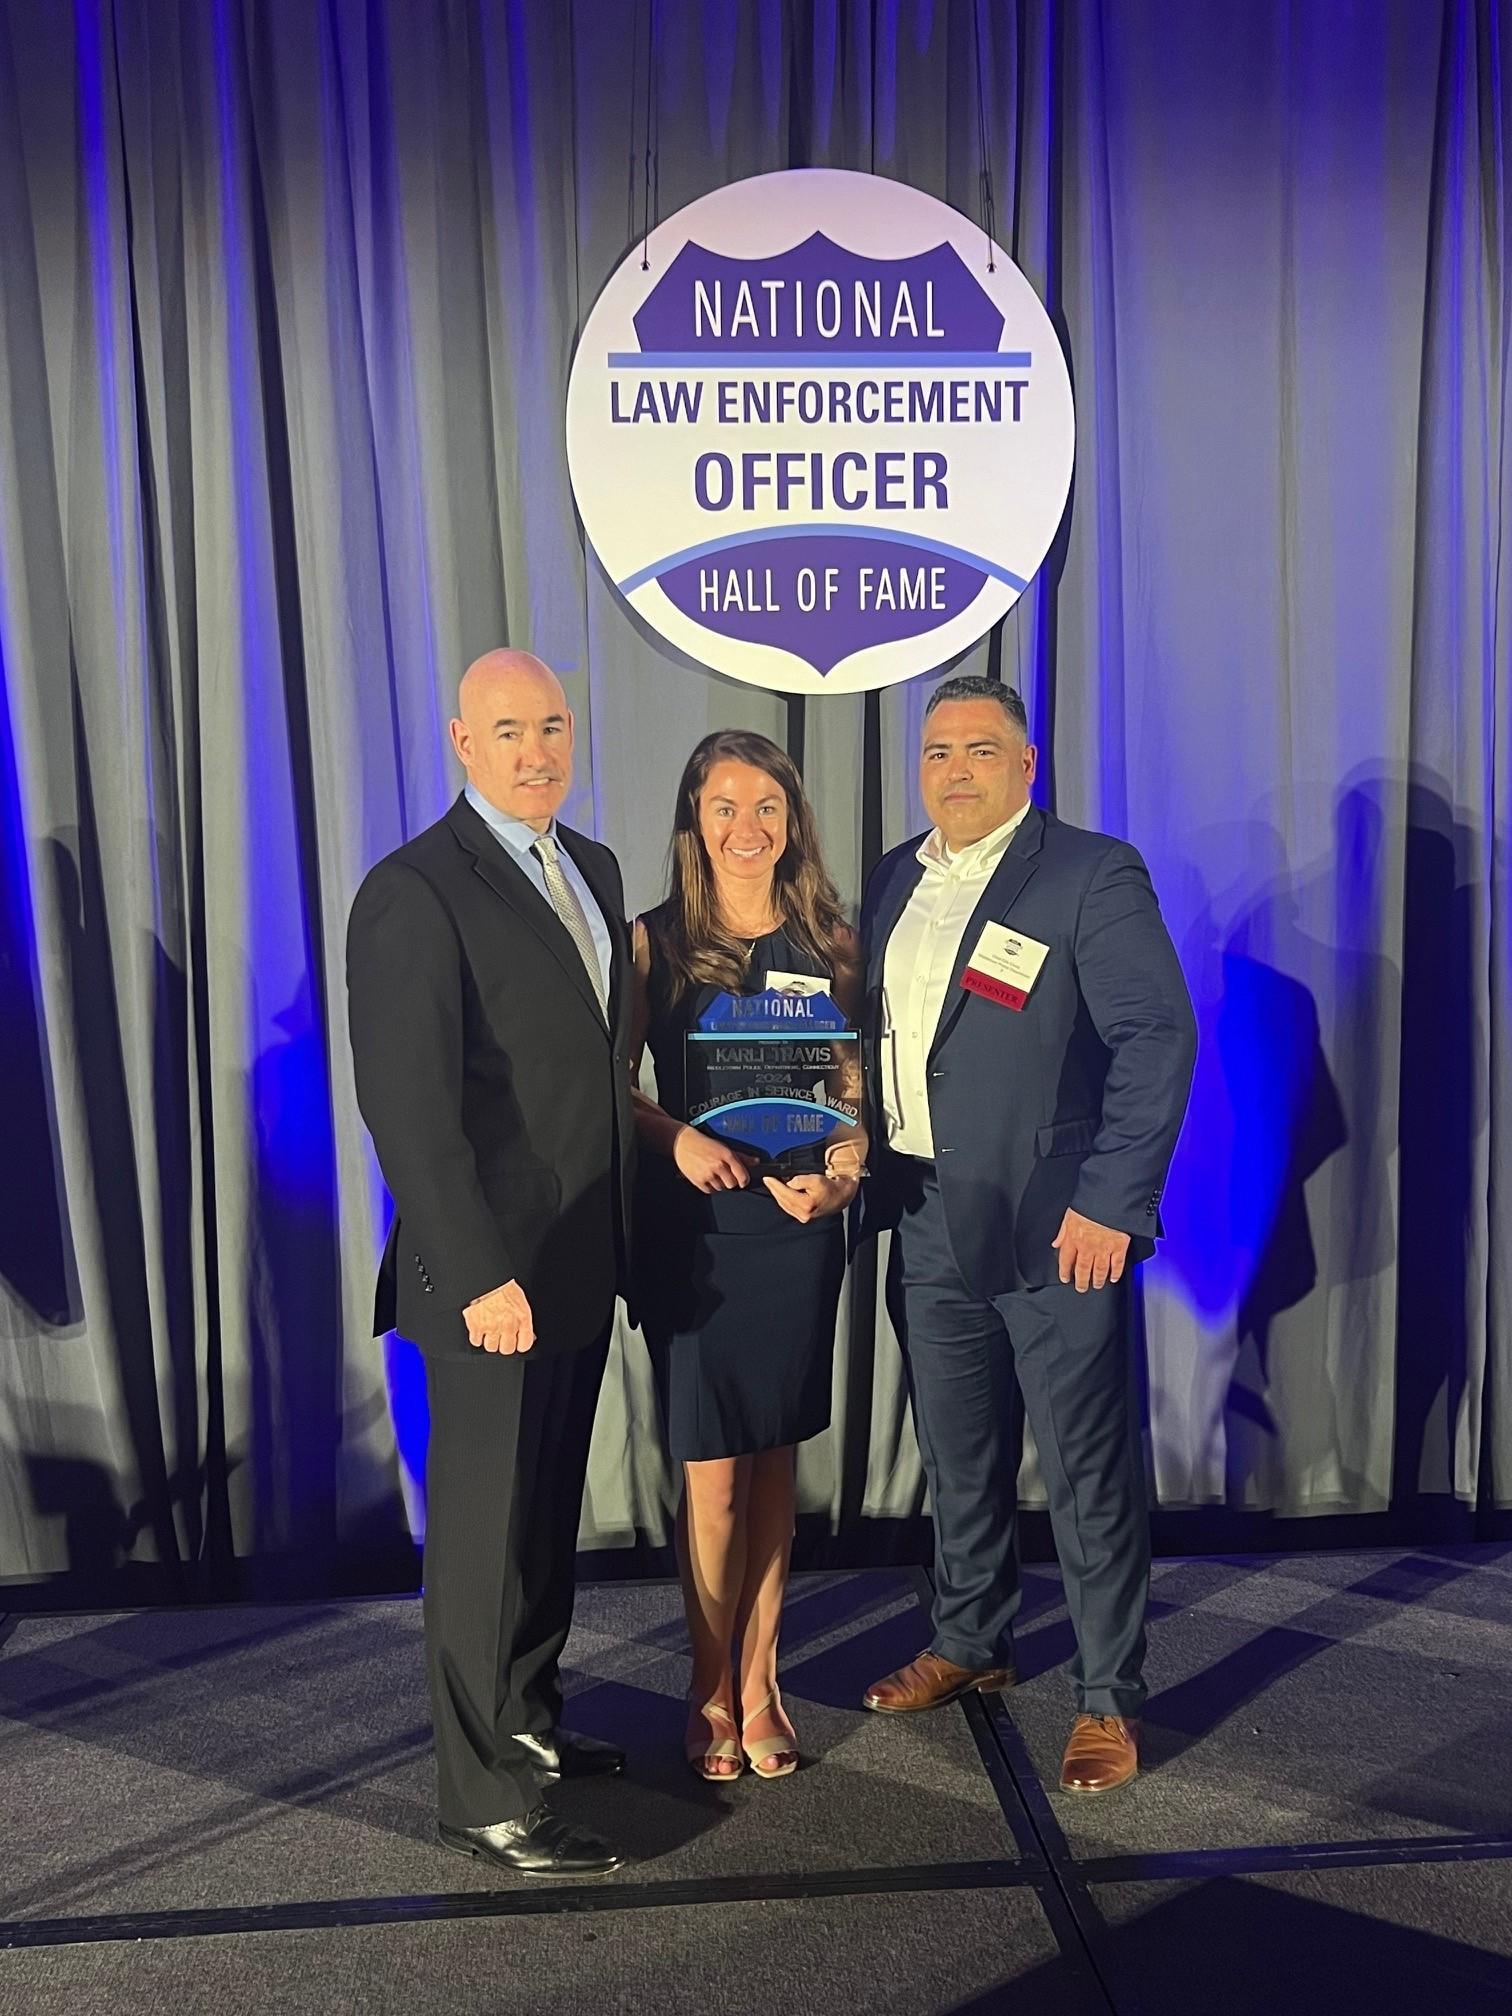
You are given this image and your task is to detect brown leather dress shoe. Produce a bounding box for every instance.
[862,1649,1017,1713]
[1059,1713,1140,1794]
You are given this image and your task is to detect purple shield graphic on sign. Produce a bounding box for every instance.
[654,531,998,675]
[632,233,1006,355]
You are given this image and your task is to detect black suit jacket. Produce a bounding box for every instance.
[858,805,1196,1299]
[346,794,635,1355]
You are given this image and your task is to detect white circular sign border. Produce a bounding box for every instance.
[566,168,1074,697]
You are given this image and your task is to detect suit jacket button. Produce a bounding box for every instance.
[424,1283,434,1294]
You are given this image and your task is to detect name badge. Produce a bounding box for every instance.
[961,922,1049,1011]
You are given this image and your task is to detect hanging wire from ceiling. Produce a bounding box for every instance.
[973,0,998,271]
[640,0,661,269]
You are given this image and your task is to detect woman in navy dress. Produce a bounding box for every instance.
[632,730,863,1780]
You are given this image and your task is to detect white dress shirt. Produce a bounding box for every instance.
[880,803,1032,1157]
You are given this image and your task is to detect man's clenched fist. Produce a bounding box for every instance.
[464,1279,536,1354]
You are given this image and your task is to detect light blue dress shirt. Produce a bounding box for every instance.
[464,784,614,1003]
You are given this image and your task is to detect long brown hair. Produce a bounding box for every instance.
[655,730,848,999]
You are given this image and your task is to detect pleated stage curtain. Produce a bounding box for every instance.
[0,0,1507,1594]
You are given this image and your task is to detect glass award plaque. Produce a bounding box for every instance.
[685,978,861,1175]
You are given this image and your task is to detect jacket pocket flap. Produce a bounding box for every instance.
[1035,1117,1097,1158]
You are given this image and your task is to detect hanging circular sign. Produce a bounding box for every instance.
[566,169,1073,696]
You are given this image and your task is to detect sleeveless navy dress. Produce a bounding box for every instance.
[636,908,845,1462]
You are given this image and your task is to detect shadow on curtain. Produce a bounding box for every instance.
[0,0,1506,1603]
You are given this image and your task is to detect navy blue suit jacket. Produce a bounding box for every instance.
[857,804,1197,1300]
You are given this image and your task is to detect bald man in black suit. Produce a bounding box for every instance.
[347,650,635,1877]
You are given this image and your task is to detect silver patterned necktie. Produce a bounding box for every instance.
[532,832,608,1018]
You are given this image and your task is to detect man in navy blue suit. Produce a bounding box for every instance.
[857,675,1196,1795]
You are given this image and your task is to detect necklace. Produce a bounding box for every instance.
[724,915,779,945]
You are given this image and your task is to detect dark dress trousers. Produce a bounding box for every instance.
[858,804,1196,1716]
[346,793,635,1825]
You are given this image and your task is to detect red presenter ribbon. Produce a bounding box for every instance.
[961,967,1027,1010]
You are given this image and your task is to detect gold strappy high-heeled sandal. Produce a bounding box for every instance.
[741,1690,799,1779]
[686,1698,743,1780]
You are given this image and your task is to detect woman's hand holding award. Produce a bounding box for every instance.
[682,971,863,1217]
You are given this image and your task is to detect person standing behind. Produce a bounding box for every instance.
[631,730,863,1781]
[346,650,635,1876]
[857,676,1195,1796]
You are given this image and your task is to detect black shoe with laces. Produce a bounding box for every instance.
[438,1804,624,1877]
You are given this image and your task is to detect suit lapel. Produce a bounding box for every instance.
[446,797,608,1033]
[867,846,927,997]
[928,804,1045,1059]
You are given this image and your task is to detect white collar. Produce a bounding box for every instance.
[917,800,1032,877]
